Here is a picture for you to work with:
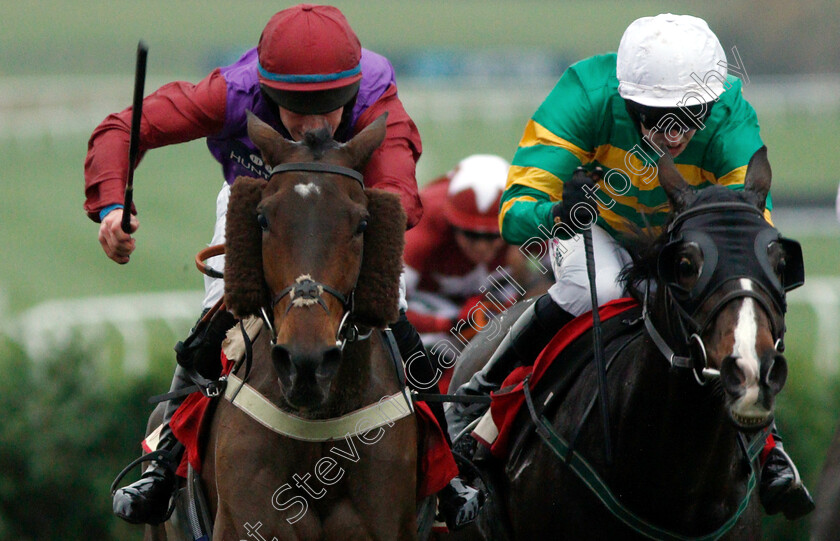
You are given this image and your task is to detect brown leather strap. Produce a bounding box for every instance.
[196,244,225,278]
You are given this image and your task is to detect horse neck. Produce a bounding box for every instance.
[609,312,747,518]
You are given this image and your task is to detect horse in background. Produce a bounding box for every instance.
[448,147,803,540]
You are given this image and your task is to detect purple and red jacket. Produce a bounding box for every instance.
[84,47,423,227]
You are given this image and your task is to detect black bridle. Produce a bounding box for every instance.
[258,161,371,350]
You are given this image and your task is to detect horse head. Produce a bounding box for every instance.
[222,112,405,413]
[650,146,804,431]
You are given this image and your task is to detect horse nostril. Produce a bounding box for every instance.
[720,356,744,395]
[318,347,342,379]
[765,354,788,393]
[271,344,295,382]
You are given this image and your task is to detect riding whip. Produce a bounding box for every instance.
[121,40,148,233]
[583,214,613,466]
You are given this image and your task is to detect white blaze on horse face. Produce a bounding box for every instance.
[732,279,760,408]
[294,182,322,198]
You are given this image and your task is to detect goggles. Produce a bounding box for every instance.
[626,100,714,131]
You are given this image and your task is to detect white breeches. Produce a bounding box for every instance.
[547,225,632,317]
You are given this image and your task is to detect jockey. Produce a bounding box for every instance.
[85,4,479,528]
[450,13,815,519]
[404,154,511,346]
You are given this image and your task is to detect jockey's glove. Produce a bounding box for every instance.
[551,166,602,233]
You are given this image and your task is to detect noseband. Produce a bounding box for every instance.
[258,161,371,350]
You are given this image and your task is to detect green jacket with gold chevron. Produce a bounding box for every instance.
[500,53,768,246]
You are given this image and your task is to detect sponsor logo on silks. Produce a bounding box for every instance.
[228,139,272,179]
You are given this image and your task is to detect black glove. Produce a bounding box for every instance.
[551,166,601,232]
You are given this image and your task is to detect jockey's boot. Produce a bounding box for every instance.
[759,424,815,520]
[391,310,484,531]
[113,307,235,525]
[447,294,574,450]
[112,364,189,524]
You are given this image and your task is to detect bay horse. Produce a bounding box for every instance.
[448,147,804,540]
[149,112,428,540]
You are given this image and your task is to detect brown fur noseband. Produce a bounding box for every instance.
[223,176,405,328]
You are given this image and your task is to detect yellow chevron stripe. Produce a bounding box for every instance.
[519,119,593,163]
[507,165,563,200]
[499,195,538,227]
[717,165,748,187]
[592,145,716,190]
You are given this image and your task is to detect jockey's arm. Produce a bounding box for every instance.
[702,83,772,224]
[499,64,597,246]
[84,71,227,263]
[354,84,423,230]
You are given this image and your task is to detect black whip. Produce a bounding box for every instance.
[121,40,148,233]
[583,226,613,466]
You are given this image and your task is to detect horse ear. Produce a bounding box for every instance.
[657,150,696,211]
[744,146,772,212]
[341,113,389,170]
[224,176,270,318]
[246,110,296,168]
[354,188,405,327]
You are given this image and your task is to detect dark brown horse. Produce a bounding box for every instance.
[148,112,428,540]
[448,147,802,540]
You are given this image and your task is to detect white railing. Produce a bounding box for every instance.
[2,74,840,140]
[2,290,203,376]
[1,280,838,377]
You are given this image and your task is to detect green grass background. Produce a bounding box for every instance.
[1,1,839,539]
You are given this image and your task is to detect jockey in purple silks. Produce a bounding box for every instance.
[86,4,480,530]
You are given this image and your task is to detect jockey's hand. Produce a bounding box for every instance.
[99,208,139,264]
[552,167,602,232]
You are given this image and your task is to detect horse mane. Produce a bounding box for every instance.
[618,225,665,304]
[301,128,340,160]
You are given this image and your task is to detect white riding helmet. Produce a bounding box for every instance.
[617,14,727,107]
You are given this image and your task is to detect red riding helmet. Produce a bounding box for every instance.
[258,4,362,114]
[443,154,511,234]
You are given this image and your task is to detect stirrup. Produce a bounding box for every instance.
[110,445,182,496]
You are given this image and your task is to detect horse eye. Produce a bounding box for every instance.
[257,213,269,231]
[677,256,696,277]
[356,219,368,235]
[768,241,786,277]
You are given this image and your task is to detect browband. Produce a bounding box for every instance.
[269,162,364,189]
